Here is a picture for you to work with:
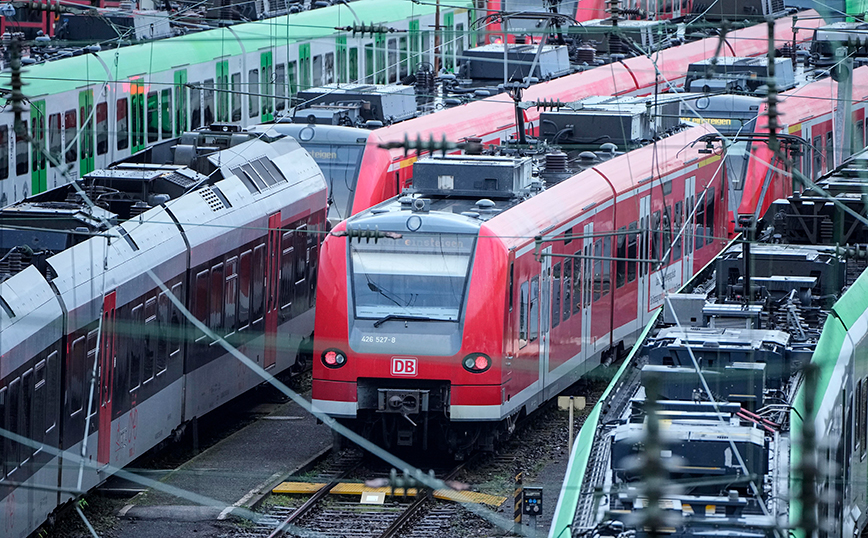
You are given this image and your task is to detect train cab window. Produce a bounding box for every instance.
[593,239,602,302]
[225,258,238,334]
[239,250,252,329]
[616,226,626,288]
[95,102,108,155]
[190,84,201,129]
[275,63,286,112]
[706,189,715,243]
[248,69,259,120]
[602,237,611,296]
[48,113,62,166]
[519,281,528,348]
[695,197,705,250]
[364,43,374,83]
[529,277,539,341]
[144,298,156,382]
[204,79,215,126]
[117,98,129,150]
[563,261,572,322]
[231,72,242,122]
[160,90,172,140]
[147,91,159,143]
[552,262,561,328]
[130,305,143,390]
[673,202,683,260]
[388,38,398,83]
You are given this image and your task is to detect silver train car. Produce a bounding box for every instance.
[0,125,327,538]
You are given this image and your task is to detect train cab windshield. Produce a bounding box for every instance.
[302,143,365,222]
[350,233,475,323]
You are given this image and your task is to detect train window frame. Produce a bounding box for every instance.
[324,52,335,84]
[238,249,252,330]
[225,258,238,335]
[826,131,833,171]
[160,89,172,140]
[33,360,46,454]
[694,196,705,250]
[45,351,58,434]
[275,63,286,112]
[252,244,266,327]
[85,329,98,419]
[194,270,209,342]
[117,98,129,150]
[858,380,863,456]
[706,188,715,244]
[673,202,683,260]
[204,79,215,126]
[15,120,27,177]
[280,232,295,315]
[529,276,539,342]
[858,120,865,151]
[69,335,85,416]
[616,226,626,288]
[210,263,225,338]
[349,48,358,82]
[64,110,78,164]
[663,206,672,264]
[48,113,62,166]
[147,91,159,143]
[519,281,528,348]
[248,69,259,120]
[573,253,581,314]
[96,101,108,155]
[813,135,822,179]
[602,236,611,297]
[130,304,143,391]
[364,43,374,83]
[143,297,156,383]
[563,259,572,322]
[231,72,242,122]
[313,54,323,86]
[593,239,602,302]
[190,82,201,129]
[388,38,398,83]
[399,36,408,79]
[584,245,592,308]
[157,292,170,374]
[552,262,562,328]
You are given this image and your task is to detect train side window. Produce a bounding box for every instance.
[260,60,272,116]
[456,23,465,59]
[627,222,637,283]
[21,370,33,463]
[144,298,156,382]
[253,244,266,326]
[399,36,408,79]
[48,113,62,165]
[364,43,374,83]
[275,63,286,112]
[663,206,672,264]
[170,283,183,358]
[602,237,611,296]
[130,305,143,390]
[616,226,626,288]
[858,120,865,151]
[160,90,172,140]
[225,258,238,335]
[210,263,224,335]
[593,239,602,302]
[33,361,45,452]
[563,259,572,322]
[324,52,335,84]
[147,91,159,143]
[190,84,201,129]
[573,252,581,314]
[63,109,78,164]
[552,262,561,328]
[194,270,209,342]
[388,38,398,83]
[685,197,693,254]
[15,120,27,177]
[204,79,215,126]
[69,336,85,415]
[157,292,170,374]
[529,277,539,342]
[349,48,358,82]
[826,131,833,171]
[86,330,98,418]
[519,281,528,348]
[695,197,705,250]
[584,245,592,307]
[248,69,259,120]
[117,98,129,150]
[651,211,661,264]
[280,231,295,314]
[239,250,252,329]
[673,202,683,260]
[8,379,19,472]
[813,135,822,179]
[46,351,58,433]
[706,188,715,243]
[313,54,323,86]
[0,387,5,476]
[287,61,297,97]
[231,72,242,122]
[95,102,108,155]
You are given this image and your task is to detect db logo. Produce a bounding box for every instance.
[391,357,417,376]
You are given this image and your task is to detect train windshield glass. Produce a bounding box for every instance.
[299,143,365,222]
[725,140,751,191]
[350,233,475,322]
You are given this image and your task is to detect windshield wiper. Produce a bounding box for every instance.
[373,314,445,328]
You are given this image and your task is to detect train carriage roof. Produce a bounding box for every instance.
[3,0,473,99]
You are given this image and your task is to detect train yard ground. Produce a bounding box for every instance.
[47,370,612,537]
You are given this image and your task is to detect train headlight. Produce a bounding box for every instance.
[322,349,347,369]
[462,353,491,373]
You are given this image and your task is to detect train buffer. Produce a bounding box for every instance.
[272,481,506,507]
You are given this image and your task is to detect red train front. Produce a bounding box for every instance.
[313,124,730,455]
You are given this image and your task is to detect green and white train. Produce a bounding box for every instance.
[0,0,474,207]
[549,147,868,538]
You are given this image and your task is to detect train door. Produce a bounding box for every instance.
[131,80,146,154]
[79,90,95,175]
[261,52,274,123]
[29,100,46,195]
[683,177,695,279]
[539,246,551,388]
[98,291,116,465]
[299,44,311,91]
[409,19,420,67]
[637,196,650,325]
[174,70,188,136]
[444,11,455,73]
[581,223,593,359]
[264,213,281,370]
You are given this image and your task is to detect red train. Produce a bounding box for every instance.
[343,12,819,220]
[311,123,731,455]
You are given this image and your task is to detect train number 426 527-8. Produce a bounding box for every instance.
[361,335,396,344]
